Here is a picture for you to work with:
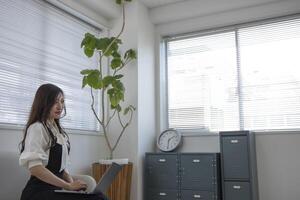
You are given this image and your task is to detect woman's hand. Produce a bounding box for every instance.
[64,180,87,191]
[62,170,74,183]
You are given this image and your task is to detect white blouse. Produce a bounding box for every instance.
[19,121,70,173]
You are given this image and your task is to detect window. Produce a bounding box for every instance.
[166,16,300,132]
[0,0,101,132]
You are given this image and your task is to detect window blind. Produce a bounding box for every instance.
[239,18,300,130]
[167,32,240,131]
[0,0,100,132]
[166,16,300,132]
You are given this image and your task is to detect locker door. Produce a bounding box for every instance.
[146,154,178,189]
[181,154,215,190]
[224,182,251,200]
[221,136,249,179]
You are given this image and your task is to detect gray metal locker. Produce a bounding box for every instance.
[222,136,249,180]
[145,153,221,200]
[220,131,259,200]
[180,154,215,191]
[145,153,178,189]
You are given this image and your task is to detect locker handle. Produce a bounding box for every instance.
[230,139,239,143]
[193,159,200,163]
[193,194,201,198]
[158,159,166,162]
[159,192,167,196]
[233,185,241,189]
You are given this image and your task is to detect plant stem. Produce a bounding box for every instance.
[101,4,125,60]
[90,88,113,152]
[112,109,134,151]
[105,109,117,129]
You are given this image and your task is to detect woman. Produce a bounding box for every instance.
[19,83,107,200]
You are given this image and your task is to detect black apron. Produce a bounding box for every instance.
[20,142,107,200]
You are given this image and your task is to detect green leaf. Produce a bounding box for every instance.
[115,90,124,101]
[86,70,100,88]
[80,69,93,75]
[111,104,122,112]
[82,76,88,88]
[111,37,122,45]
[81,33,94,48]
[110,95,118,107]
[111,58,122,69]
[107,88,114,95]
[112,51,121,58]
[124,49,137,60]
[114,74,123,79]
[84,47,94,58]
[112,79,124,91]
[96,38,110,51]
[124,107,130,115]
[81,33,96,57]
[102,76,114,87]
[103,37,122,57]
[81,38,87,48]
[107,88,123,107]
[87,37,96,49]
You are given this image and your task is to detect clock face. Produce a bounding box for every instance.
[157,129,182,152]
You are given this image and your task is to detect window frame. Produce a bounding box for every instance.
[161,13,300,135]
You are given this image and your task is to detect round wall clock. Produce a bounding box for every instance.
[157,129,182,152]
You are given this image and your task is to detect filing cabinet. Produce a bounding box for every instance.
[220,131,259,200]
[145,153,221,200]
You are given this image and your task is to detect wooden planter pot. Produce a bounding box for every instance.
[92,162,133,200]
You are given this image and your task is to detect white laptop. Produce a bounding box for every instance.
[55,162,122,195]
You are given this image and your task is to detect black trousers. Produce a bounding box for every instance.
[26,190,107,200]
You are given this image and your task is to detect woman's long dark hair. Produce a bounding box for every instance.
[20,83,70,153]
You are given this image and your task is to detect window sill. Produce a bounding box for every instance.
[0,123,103,136]
[177,128,300,137]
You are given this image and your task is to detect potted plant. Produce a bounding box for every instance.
[80,1,135,200]
[80,0,136,160]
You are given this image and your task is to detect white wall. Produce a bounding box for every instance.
[137,2,156,200]
[108,1,156,200]
[155,1,300,200]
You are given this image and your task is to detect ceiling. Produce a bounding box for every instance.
[139,0,187,8]
[58,0,299,27]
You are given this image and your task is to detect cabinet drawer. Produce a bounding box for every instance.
[224,181,250,200]
[146,189,179,200]
[221,136,249,179]
[145,154,178,188]
[181,154,215,190]
[181,190,213,200]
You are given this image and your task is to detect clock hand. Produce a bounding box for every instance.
[167,136,176,148]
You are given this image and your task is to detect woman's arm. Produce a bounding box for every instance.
[29,165,86,190]
[62,170,74,183]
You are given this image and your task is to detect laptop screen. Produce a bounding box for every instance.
[93,162,123,194]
